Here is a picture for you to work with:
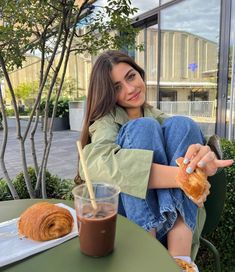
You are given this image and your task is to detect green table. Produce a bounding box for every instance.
[0,199,180,272]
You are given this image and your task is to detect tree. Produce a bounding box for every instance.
[43,74,78,100]
[5,81,38,108]
[0,0,141,199]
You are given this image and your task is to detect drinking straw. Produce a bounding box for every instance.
[76,141,97,210]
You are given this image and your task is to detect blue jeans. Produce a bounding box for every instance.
[116,116,205,242]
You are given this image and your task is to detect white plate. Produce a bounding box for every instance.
[0,203,78,267]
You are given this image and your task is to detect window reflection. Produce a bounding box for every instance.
[134,25,159,106]
[160,0,174,5]
[227,0,235,139]
[160,0,220,138]
[95,0,159,16]
[131,0,159,15]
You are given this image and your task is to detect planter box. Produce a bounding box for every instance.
[69,101,85,131]
[41,116,70,131]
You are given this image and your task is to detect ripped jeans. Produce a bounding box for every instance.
[116,116,205,243]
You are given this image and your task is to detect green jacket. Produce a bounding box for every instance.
[79,104,205,259]
[79,105,168,199]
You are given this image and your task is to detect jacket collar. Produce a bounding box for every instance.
[112,106,129,126]
[111,105,154,126]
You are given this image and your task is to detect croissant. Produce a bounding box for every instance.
[18,202,74,241]
[175,157,208,201]
[174,258,196,272]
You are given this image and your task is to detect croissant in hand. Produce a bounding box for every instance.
[175,157,208,201]
[18,202,74,241]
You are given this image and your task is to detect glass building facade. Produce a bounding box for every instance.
[130,0,234,139]
[228,0,235,140]
[3,0,234,139]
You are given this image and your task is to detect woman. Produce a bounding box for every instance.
[77,50,233,271]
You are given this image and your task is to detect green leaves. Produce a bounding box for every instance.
[0,0,34,70]
[0,167,74,200]
[40,97,69,118]
[0,0,67,72]
[0,0,142,72]
[73,0,141,54]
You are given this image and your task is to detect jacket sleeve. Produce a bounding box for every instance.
[79,117,153,199]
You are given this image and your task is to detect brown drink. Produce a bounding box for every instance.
[72,183,120,257]
[77,203,117,257]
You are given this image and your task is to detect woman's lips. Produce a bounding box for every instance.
[128,91,141,101]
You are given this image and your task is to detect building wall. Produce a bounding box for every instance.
[5,52,91,103]
[5,28,217,106]
[8,56,41,88]
[135,29,217,105]
[160,30,217,82]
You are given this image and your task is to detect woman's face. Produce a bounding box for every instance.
[110,62,146,111]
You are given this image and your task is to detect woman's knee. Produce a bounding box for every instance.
[127,117,161,131]
[163,116,198,130]
[116,117,163,149]
[163,116,204,139]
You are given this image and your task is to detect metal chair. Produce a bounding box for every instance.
[200,169,227,272]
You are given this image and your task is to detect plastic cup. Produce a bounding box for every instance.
[72,183,120,257]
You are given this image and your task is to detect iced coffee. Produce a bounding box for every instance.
[72,183,120,257]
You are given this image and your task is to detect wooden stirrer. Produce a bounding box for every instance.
[76,141,97,210]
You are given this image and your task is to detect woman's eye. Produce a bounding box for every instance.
[128,73,136,80]
[115,85,122,92]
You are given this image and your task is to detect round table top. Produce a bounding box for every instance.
[0,199,180,272]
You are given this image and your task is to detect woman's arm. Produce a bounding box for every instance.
[148,162,209,207]
[149,144,234,207]
[149,143,234,190]
[148,163,179,189]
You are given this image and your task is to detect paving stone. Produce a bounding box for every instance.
[0,118,80,180]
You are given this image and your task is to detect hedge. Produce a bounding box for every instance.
[0,167,74,201]
[197,139,235,272]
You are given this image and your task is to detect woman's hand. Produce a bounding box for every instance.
[175,155,211,208]
[180,143,233,207]
[183,143,234,177]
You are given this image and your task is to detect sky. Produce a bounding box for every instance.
[95,0,158,16]
[95,0,222,43]
[160,0,221,43]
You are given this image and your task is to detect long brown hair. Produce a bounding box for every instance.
[80,50,145,148]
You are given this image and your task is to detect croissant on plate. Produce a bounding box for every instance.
[18,202,74,241]
[175,157,208,201]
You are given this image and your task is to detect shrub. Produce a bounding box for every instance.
[13,167,60,199]
[19,106,31,116]
[5,108,15,116]
[197,139,235,272]
[56,179,75,200]
[0,168,74,201]
[0,179,12,201]
[40,97,69,118]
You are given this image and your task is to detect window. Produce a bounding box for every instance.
[227,0,235,139]
[160,0,220,138]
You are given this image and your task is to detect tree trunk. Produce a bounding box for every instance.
[0,54,35,198]
[0,86,19,199]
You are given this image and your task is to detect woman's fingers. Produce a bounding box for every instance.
[214,159,234,168]
[183,144,203,163]
[197,150,216,167]
[183,143,234,175]
[196,157,233,176]
[183,144,211,173]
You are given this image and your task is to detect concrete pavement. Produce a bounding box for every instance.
[0,118,80,180]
